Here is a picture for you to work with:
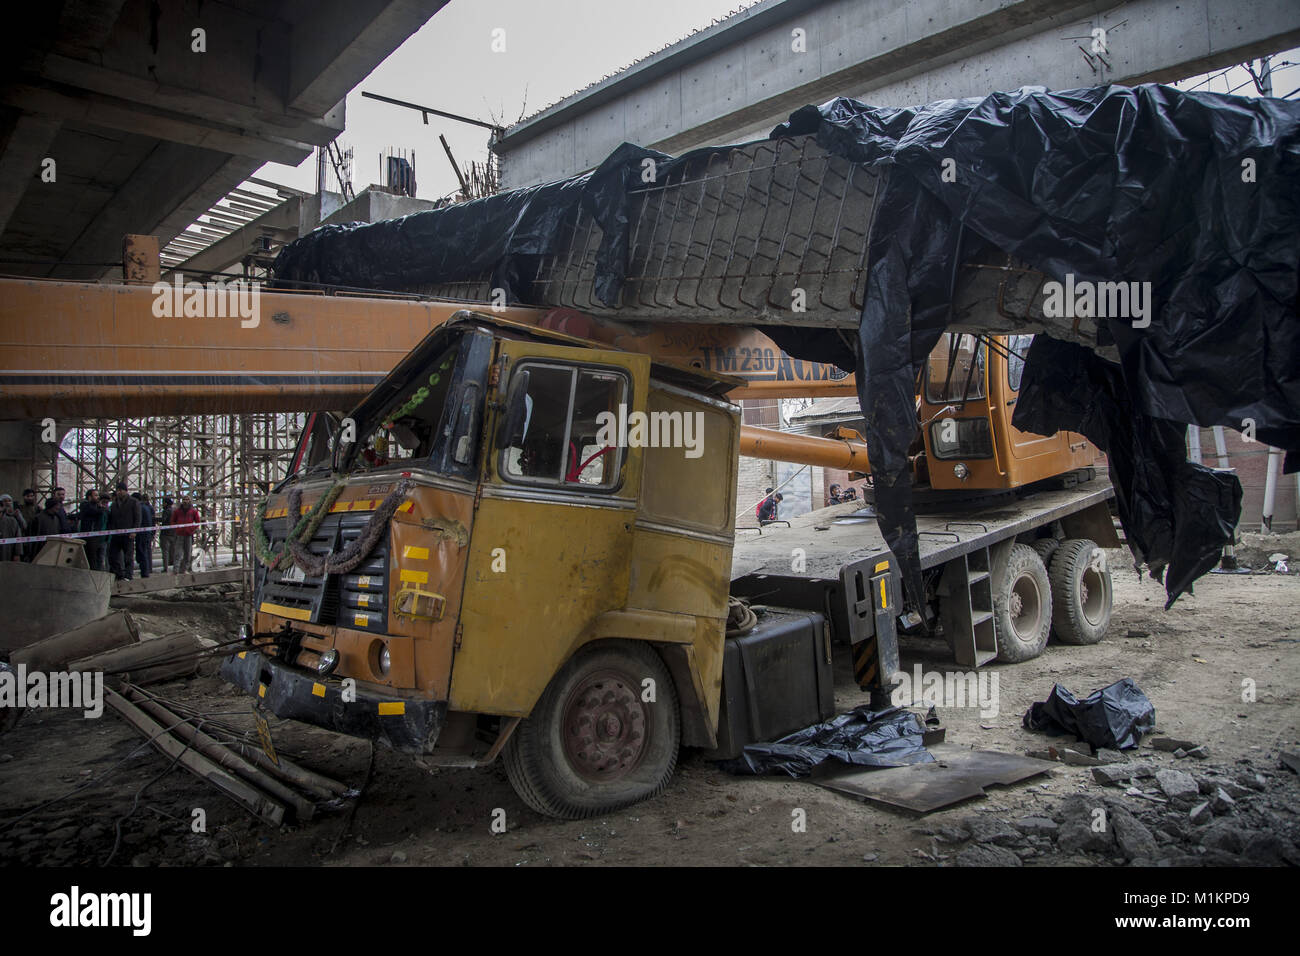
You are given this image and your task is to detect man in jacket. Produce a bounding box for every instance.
[53,486,74,534]
[170,495,202,574]
[157,496,175,573]
[108,481,141,580]
[132,492,155,578]
[31,498,64,550]
[0,494,23,562]
[76,489,107,571]
[18,489,38,560]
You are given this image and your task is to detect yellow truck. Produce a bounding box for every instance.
[223,310,1117,818]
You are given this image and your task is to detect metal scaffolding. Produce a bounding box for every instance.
[36,414,306,567]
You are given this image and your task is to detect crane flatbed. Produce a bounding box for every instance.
[731,472,1116,583]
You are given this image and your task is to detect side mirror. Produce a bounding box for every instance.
[496,369,530,448]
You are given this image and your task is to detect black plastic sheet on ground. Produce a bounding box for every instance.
[1022,678,1156,751]
[719,705,934,778]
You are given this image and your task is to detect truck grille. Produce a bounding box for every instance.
[259,513,390,633]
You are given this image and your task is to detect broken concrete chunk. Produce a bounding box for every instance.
[1059,748,1101,767]
[1211,788,1236,814]
[954,843,1022,867]
[1189,802,1212,825]
[968,819,1024,847]
[1236,772,1267,792]
[1217,781,1253,800]
[1198,821,1248,854]
[1095,748,1126,764]
[1057,821,1116,855]
[1093,764,1137,786]
[1014,816,1059,838]
[1110,806,1159,861]
[1185,745,1209,760]
[1155,768,1200,803]
[934,825,970,845]
[1152,737,1198,752]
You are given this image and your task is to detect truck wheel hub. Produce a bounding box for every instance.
[563,670,648,781]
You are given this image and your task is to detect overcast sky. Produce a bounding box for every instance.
[252,1,1300,203]
[256,0,761,201]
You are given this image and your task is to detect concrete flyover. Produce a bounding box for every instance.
[0,0,451,281]
[493,0,1300,188]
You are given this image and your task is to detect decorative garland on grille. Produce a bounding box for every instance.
[281,478,414,578]
[253,476,347,571]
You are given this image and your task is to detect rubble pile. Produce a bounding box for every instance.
[921,755,1300,867]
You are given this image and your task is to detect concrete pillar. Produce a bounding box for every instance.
[0,421,41,496]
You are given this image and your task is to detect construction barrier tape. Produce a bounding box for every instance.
[0,518,233,547]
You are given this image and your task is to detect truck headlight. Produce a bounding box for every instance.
[929,418,993,460]
[378,645,391,676]
[316,648,339,676]
[953,463,970,481]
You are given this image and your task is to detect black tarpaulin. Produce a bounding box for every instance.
[275,84,1300,612]
[769,85,1300,611]
[719,705,934,777]
[1022,678,1157,751]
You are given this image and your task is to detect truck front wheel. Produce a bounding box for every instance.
[503,641,680,819]
[993,543,1052,663]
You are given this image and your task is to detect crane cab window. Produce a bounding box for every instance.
[501,363,628,490]
[1006,334,1034,392]
[925,334,986,404]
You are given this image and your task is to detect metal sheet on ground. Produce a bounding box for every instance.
[814,743,1055,813]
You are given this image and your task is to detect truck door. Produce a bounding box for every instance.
[449,342,652,717]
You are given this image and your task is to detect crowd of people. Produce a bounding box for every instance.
[0,481,203,579]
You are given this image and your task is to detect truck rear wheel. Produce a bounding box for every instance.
[1049,538,1112,644]
[993,544,1052,663]
[1031,537,1061,566]
[503,641,679,819]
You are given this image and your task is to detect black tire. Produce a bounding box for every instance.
[1049,538,1112,645]
[993,543,1052,663]
[503,641,679,819]
[1031,537,1061,567]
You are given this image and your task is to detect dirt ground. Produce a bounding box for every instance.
[2,533,1298,868]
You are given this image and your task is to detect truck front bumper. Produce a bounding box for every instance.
[220,649,446,755]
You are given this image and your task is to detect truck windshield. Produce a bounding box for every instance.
[924,334,986,404]
[338,342,462,471]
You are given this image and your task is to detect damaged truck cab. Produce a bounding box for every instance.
[224,311,860,817]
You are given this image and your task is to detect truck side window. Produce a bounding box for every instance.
[501,363,628,490]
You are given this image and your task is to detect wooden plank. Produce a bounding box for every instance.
[113,567,244,595]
